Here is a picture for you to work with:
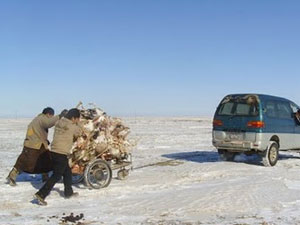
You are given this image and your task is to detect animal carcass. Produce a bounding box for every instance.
[69,102,134,171]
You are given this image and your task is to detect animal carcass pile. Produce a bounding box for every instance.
[69,102,134,176]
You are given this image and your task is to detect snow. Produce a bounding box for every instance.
[2,117,300,224]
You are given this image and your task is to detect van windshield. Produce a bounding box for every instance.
[218,97,259,116]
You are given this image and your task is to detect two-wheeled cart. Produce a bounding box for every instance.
[71,153,132,189]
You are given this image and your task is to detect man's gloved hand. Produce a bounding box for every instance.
[59,109,68,118]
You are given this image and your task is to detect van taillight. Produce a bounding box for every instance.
[213,119,223,127]
[247,121,265,128]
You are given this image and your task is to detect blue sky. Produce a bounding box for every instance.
[1,1,300,117]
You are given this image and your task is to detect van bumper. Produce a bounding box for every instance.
[212,140,262,152]
[212,131,268,152]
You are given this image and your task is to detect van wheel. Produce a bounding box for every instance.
[262,142,279,167]
[218,149,236,161]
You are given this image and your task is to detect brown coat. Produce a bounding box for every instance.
[23,114,59,150]
[50,118,82,155]
[14,146,53,173]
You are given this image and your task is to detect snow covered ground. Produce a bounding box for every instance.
[2,117,300,225]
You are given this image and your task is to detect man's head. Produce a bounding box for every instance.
[42,107,55,117]
[65,108,81,123]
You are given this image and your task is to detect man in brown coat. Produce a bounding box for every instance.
[6,107,67,186]
[34,108,82,205]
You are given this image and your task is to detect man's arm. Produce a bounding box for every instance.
[41,115,60,129]
[73,124,84,140]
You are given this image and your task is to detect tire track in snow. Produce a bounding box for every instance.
[132,151,218,170]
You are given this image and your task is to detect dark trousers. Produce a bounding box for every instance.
[37,152,73,199]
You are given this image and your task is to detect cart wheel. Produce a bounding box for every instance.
[72,174,84,184]
[117,169,129,180]
[84,159,112,189]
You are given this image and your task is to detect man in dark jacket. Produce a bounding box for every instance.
[6,107,67,186]
[34,108,82,206]
[295,109,300,125]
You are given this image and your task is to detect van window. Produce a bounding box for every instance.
[218,100,258,116]
[277,102,292,119]
[290,102,299,113]
[218,102,234,115]
[236,104,252,115]
[266,101,292,119]
[266,101,276,117]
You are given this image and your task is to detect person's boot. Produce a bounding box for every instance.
[6,167,19,186]
[41,173,49,182]
[65,192,79,199]
[34,193,47,206]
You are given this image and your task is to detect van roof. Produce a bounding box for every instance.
[226,94,292,103]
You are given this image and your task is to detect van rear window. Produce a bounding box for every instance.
[218,100,259,116]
